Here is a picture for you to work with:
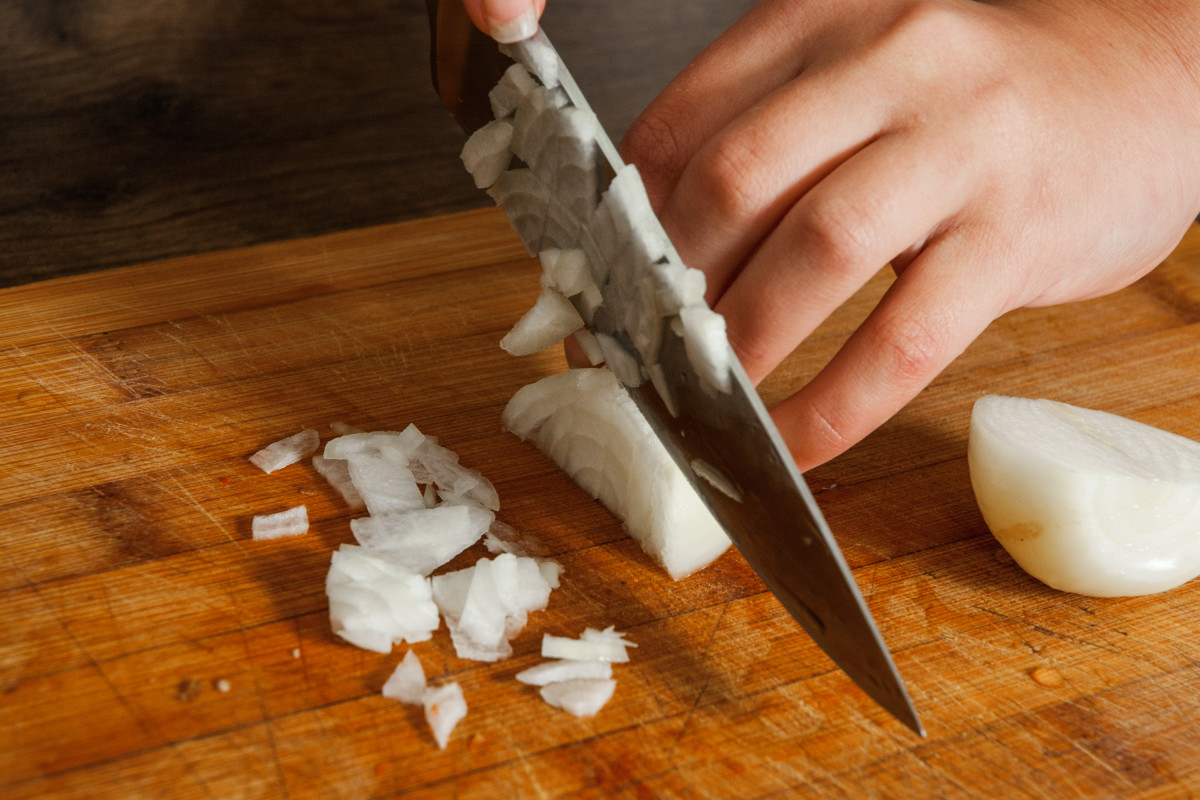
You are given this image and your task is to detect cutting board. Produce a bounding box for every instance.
[3,208,1200,798]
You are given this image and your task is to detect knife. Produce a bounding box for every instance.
[426,0,923,737]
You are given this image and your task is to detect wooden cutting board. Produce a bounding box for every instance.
[3,208,1200,798]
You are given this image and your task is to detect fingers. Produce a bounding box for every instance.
[770,232,1017,471]
[714,129,972,383]
[619,0,859,210]
[461,0,545,44]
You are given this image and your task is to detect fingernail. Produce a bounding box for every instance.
[488,7,538,43]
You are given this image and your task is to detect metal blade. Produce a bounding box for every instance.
[426,0,923,736]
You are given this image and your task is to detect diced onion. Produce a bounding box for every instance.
[515,659,613,686]
[249,428,320,474]
[251,505,309,540]
[382,650,426,704]
[541,627,635,663]
[538,678,616,718]
[500,288,584,356]
[423,683,467,750]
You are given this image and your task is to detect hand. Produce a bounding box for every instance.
[621,0,1200,471]
[460,0,546,43]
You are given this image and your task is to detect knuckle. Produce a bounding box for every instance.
[691,134,772,224]
[795,193,878,273]
[870,312,947,386]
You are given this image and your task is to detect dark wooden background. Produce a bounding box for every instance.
[0,0,755,287]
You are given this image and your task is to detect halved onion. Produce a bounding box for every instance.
[503,369,731,579]
[969,394,1200,597]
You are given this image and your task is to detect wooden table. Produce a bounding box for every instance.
[3,209,1200,798]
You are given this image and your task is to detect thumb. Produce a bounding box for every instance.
[460,0,546,43]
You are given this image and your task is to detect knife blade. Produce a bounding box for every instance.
[426,0,923,737]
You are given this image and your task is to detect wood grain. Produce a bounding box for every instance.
[0,0,753,287]
[3,209,1200,798]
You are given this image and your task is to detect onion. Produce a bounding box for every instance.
[251,505,309,540]
[249,428,320,474]
[515,658,612,686]
[500,287,584,357]
[461,119,514,190]
[325,544,439,653]
[500,29,560,89]
[538,248,593,297]
[679,306,733,395]
[423,682,467,750]
[432,553,561,662]
[969,395,1200,596]
[382,649,426,704]
[312,454,366,511]
[503,369,731,579]
[538,678,617,718]
[541,627,635,663]
[489,63,538,119]
[350,505,494,576]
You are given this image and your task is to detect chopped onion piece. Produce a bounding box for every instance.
[345,451,426,516]
[679,305,733,395]
[249,428,320,474]
[515,659,613,686]
[423,682,467,750]
[541,628,634,663]
[312,454,366,511]
[500,287,585,357]
[326,544,439,652]
[489,62,538,119]
[350,505,493,576]
[572,329,605,366]
[539,248,593,296]
[461,119,514,189]
[251,505,309,540]
[500,29,560,88]
[382,650,426,704]
[539,678,616,718]
[413,437,501,512]
[432,554,560,662]
[324,426,425,462]
[484,519,550,557]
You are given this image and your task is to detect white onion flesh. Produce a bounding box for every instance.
[423,682,467,750]
[572,330,605,366]
[542,627,635,663]
[432,553,561,662]
[500,287,584,357]
[249,428,320,474]
[500,29,560,89]
[483,519,551,558]
[539,678,616,718]
[539,248,593,297]
[969,395,1200,597]
[326,544,439,652]
[515,659,613,686]
[461,119,514,189]
[312,454,366,511]
[503,369,731,579]
[350,505,494,576]
[251,505,309,540]
[382,649,427,704]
